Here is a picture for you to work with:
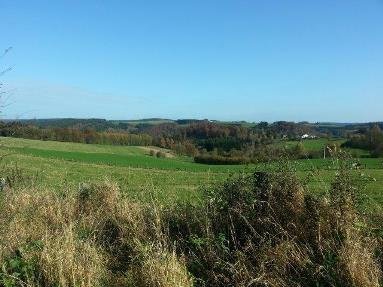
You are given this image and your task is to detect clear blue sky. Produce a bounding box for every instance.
[2,0,383,122]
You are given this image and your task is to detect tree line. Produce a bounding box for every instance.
[342,124,383,157]
[0,122,152,146]
[2,120,382,164]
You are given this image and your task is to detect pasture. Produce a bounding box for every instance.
[1,137,382,210]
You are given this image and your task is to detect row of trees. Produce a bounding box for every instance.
[193,142,321,165]
[147,121,311,157]
[144,120,317,145]
[0,123,152,146]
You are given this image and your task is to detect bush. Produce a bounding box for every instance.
[194,154,250,165]
[372,144,383,158]
[156,151,166,158]
[165,169,382,286]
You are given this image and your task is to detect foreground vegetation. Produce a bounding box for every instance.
[0,159,382,286]
[0,136,382,286]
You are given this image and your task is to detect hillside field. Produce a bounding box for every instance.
[1,136,382,211]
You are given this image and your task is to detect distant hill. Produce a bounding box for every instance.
[3,118,382,136]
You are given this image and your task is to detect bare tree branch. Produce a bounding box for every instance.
[0,46,12,58]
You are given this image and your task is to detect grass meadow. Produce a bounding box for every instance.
[1,136,382,209]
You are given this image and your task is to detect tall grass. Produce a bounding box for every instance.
[0,160,382,286]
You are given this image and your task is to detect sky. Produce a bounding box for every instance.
[1,0,383,122]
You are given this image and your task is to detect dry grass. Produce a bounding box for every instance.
[130,245,193,287]
[39,225,105,287]
[0,180,192,287]
[0,164,382,286]
[338,236,381,287]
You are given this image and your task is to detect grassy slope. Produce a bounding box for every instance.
[0,137,234,203]
[1,137,382,208]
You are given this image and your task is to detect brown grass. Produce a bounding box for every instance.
[0,180,192,286]
[0,164,382,286]
[129,245,193,287]
[39,225,105,287]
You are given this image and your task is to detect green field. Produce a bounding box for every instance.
[276,137,371,156]
[1,137,382,209]
[276,138,346,150]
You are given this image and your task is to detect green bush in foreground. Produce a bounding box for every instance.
[0,162,382,286]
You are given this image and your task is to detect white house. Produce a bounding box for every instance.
[301,134,317,139]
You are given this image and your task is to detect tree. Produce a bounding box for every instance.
[0,47,13,114]
[292,142,306,158]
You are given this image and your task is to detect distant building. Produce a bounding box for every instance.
[301,134,317,139]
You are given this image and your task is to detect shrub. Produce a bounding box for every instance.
[194,154,250,165]
[156,151,166,158]
[0,246,39,287]
[372,144,383,158]
[165,169,382,286]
